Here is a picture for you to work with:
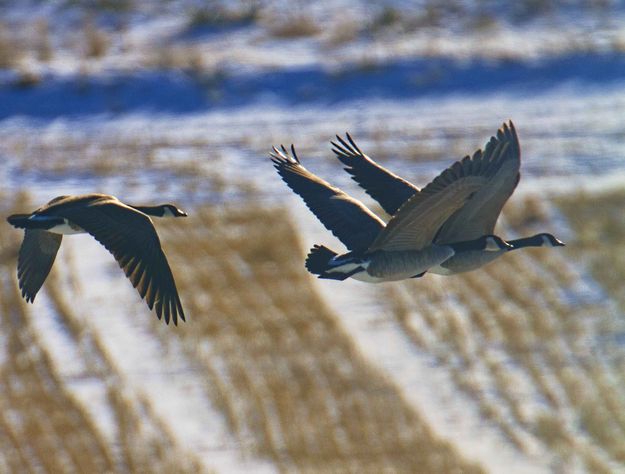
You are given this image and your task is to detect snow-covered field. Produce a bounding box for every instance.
[1,1,625,473]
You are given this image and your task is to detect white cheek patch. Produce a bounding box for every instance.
[484,237,501,251]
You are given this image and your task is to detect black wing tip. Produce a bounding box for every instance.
[499,119,518,144]
[499,119,520,159]
[154,294,185,326]
[465,119,520,179]
[345,132,363,154]
[169,306,186,326]
[23,292,36,303]
[269,144,300,167]
[484,120,517,150]
[176,302,187,324]
[504,119,515,132]
[18,281,36,303]
[270,144,310,190]
[331,132,364,163]
[129,266,185,326]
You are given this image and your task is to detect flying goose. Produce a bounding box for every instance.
[7,194,187,325]
[270,145,512,282]
[331,121,564,274]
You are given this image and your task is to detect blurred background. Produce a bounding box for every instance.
[1,1,625,472]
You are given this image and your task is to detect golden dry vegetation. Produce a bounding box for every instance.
[386,194,625,472]
[157,205,483,473]
[1,138,624,472]
[0,194,203,473]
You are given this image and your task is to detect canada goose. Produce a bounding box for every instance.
[270,144,512,282]
[7,194,187,325]
[331,121,564,274]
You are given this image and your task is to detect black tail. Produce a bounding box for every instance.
[305,245,337,276]
[7,214,32,229]
[7,214,63,230]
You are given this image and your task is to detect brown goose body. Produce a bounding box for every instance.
[7,193,187,325]
[270,139,513,282]
[331,121,564,275]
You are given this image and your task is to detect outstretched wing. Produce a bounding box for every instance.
[271,145,385,252]
[59,201,185,325]
[436,121,521,243]
[369,132,517,252]
[331,133,418,215]
[17,230,62,303]
[368,154,487,251]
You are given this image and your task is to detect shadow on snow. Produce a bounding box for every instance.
[0,52,624,119]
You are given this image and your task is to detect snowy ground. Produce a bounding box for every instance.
[2,1,625,472]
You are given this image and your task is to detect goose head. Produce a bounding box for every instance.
[132,204,188,218]
[160,204,188,218]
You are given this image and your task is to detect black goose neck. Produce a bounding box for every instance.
[448,237,485,252]
[508,235,541,248]
[130,205,164,217]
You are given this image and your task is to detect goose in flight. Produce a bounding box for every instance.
[7,194,187,325]
[270,144,512,282]
[331,121,564,274]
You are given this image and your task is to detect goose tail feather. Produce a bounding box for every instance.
[305,245,337,276]
[7,214,64,230]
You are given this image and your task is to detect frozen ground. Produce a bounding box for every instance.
[1,1,625,472]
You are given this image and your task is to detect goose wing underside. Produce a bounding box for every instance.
[271,145,385,252]
[60,202,185,325]
[436,121,521,243]
[17,230,62,303]
[331,133,418,216]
